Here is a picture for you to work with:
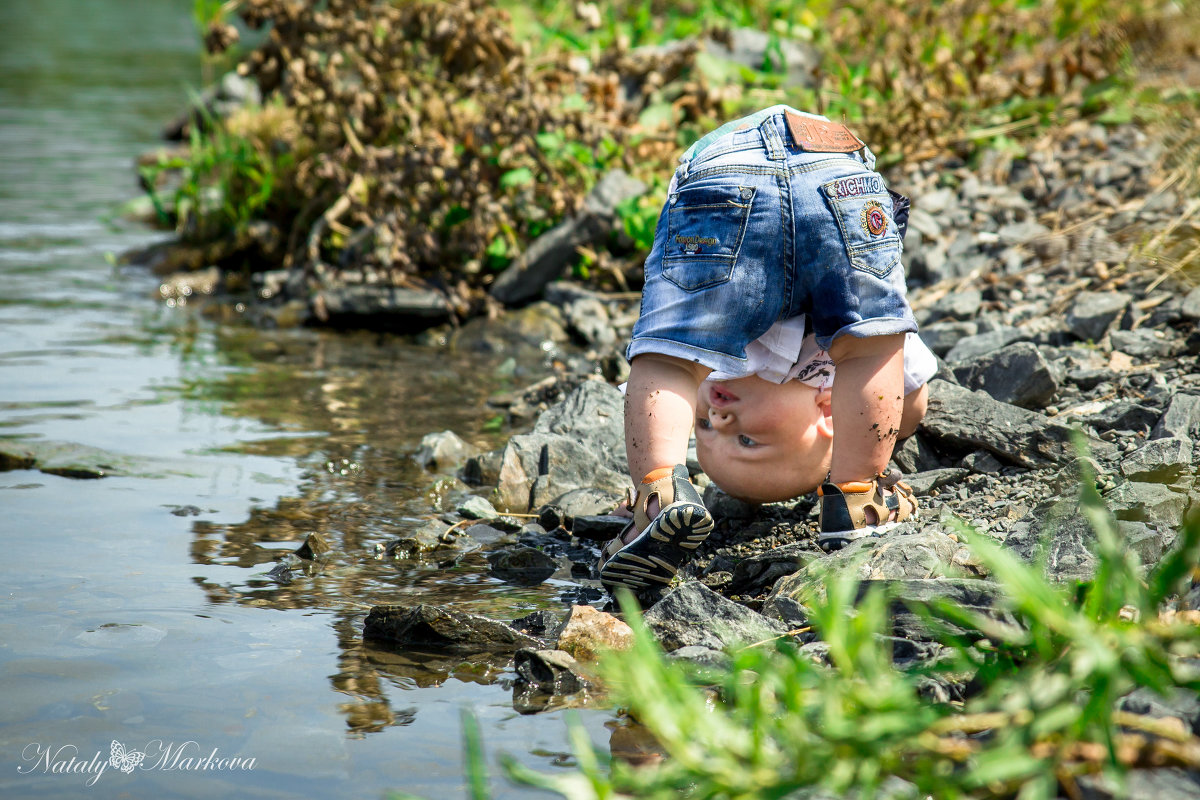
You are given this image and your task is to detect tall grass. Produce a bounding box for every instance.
[498,468,1200,799]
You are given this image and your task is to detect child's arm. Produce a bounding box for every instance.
[827,333,906,484]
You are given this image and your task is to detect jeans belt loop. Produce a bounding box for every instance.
[760,115,786,161]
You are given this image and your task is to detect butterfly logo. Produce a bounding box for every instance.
[108,740,145,774]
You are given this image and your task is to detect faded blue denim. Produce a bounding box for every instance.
[628,106,917,374]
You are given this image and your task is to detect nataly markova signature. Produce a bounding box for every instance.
[18,740,257,786]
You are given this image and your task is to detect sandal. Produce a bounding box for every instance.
[817,468,918,552]
[598,465,714,594]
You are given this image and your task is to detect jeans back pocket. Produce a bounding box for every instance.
[820,174,902,278]
[662,184,755,291]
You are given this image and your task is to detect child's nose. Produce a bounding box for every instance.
[708,407,733,430]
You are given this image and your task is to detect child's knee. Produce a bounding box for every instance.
[828,332,905,363]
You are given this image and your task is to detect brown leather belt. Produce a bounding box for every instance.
[785,111,865,153]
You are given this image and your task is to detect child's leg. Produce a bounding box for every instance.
[599,352,714,594]
[827,333,906,484]
[819,332,918,549]
[623,353,707,502]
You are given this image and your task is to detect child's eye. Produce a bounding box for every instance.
[737,434,759,447]
[696,418,712,430]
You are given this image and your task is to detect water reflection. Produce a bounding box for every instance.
[162,317,593,736]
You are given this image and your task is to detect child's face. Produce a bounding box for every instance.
[695,374,833,503]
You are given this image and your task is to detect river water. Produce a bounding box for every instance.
[0,3,613,797]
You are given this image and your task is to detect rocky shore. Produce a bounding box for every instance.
[346,117,1200,795]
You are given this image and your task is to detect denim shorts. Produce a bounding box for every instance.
[628,106,917,374]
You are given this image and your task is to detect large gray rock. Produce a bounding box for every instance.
[1150,393,1200,441]
[943,326,1025,363]
[643,582,786,653]
[767,531,974,606]
[728,543,821,596]
[1065,291,1132,342]
[922,380,1116,468]
[1105,481,1190,528]
[363,604,543,652]
[1120,437,1193,482]
[491,381,629,512]
[952,341,1058,408]
[869,578,1018,643]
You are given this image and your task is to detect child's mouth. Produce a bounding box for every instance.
[707,383,739,407]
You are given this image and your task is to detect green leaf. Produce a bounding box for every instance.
[637,101,679,131]
[499,167,534,189]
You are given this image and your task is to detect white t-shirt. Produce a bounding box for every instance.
[707,316,937,395]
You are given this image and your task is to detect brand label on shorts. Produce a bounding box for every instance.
[825,174,885,199]
[675,234,720,253]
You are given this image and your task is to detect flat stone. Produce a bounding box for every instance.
[728,543,821,596]
[903,468,969,496]
[512,648,595,710]
[457,494,499,520]
[314,285,452,323]
[1110,328,1174,359]
[0,440,151,479]
[767,531,972,605]
[550,487,622,520]
[928,289,983,322]
[570,514,629,542]
[891,434,950,474]
[384,519,464,558]
[918,321,977,358]
[1086,401,1162,434]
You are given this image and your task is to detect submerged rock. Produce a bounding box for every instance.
[413,430,476,472]
[486,546,559,585]
[511,647,597,714]
[363,604,543,652]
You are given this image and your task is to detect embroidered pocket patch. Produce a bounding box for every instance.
[862,201,888,237]
[820,174,902,278]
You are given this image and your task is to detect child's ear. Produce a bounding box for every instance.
[815,386,834,439]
